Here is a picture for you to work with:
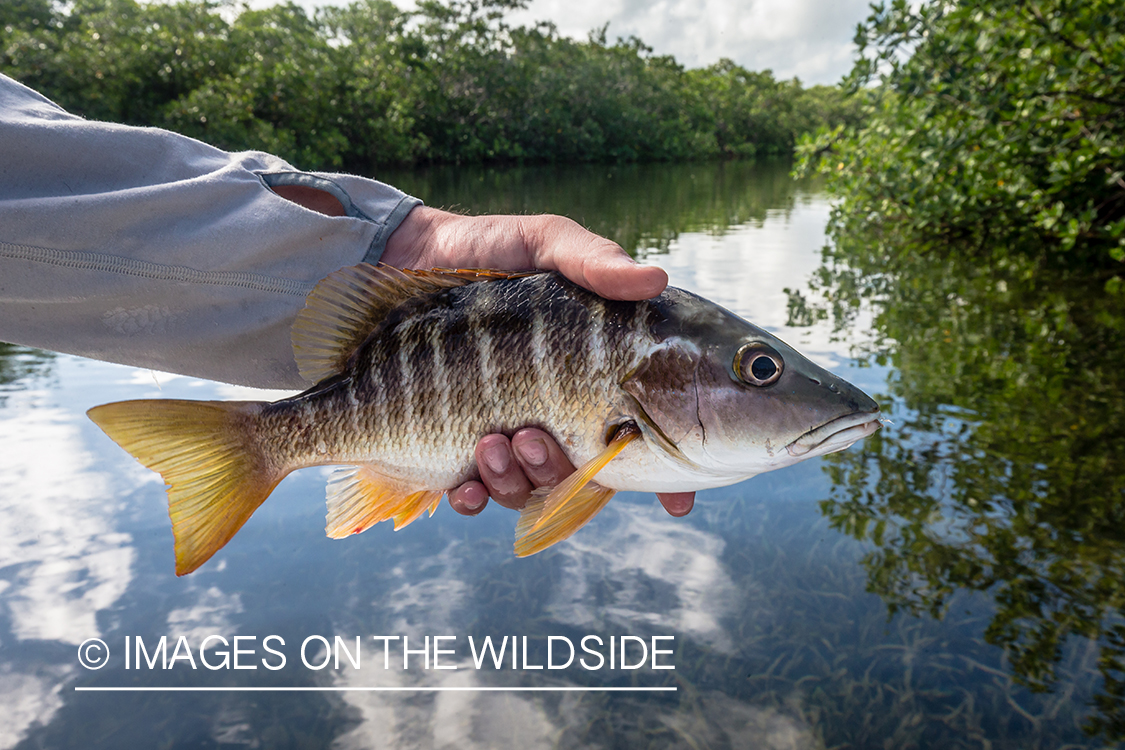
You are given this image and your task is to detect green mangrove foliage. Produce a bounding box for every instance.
[791,0,1125,738]
[799,0,1125,265]
[0,0,859,171]
[805,241,1125,741]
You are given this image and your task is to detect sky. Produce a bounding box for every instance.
[506,0,873,85]
[270,0,875,86]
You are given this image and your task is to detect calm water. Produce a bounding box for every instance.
[1,160,1121,749]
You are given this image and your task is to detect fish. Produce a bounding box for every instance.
[87,263,881,575]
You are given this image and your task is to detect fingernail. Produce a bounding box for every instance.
[462,490,485,510]
[482,444,510,474]
[517,438,548,467]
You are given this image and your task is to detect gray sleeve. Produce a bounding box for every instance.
[0,74,421,389]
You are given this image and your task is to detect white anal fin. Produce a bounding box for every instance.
[513,424,640,557]
[325,465,443,539]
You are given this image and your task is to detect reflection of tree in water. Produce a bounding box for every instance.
[796,238,1125,740]
[380,158,803,256]
[0,342,55,402]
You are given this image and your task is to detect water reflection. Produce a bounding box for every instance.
[381,159,801,256]
[549,505,739,654]
[0,160,1118,748]
[801,236,1125,740]
[0,343,53,403]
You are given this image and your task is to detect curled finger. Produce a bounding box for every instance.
[448,481,489,516]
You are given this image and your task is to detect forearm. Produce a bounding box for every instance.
[0,74,419,389]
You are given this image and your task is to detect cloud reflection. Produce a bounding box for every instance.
[0,388,135,748]
[550,504,742,653]
[0,665,73,750]
[166,586,245,645]
[330,541,558,750]
[332,667,560,750]
[325,508,816,748]
[0,395,134,645]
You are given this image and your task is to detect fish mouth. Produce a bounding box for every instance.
[786,411,881,458]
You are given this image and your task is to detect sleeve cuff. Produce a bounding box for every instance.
[256,170,423,266]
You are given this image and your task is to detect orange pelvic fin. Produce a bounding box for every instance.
[514,424,640,557]
[87,399,282,576]
[325,465,443,538]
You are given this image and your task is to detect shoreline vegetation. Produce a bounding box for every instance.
[1,0,861,172]
[798,0,1124,267]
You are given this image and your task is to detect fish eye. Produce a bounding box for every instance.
[734,343,783,387]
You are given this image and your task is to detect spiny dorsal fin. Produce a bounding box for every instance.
[292,263,538,384]
[513,424,640,557]
[325,464,443,538]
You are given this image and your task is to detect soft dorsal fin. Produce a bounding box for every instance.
[291,263,536,384]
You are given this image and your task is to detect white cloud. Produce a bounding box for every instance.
[0,385,135,748]
[506,0,871,83]
[325,523,811,749]
[548,503,743,653]
[331,665,562,750]
[166,586,245,645]
[275,0,869,84]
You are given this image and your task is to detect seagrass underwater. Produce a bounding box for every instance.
[88,264,881,576]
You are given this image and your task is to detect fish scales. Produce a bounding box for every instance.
[86,263,883,575]
[259,274,651,490]
[272,273,623,479]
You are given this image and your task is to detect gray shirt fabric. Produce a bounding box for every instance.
[0,74,422,389]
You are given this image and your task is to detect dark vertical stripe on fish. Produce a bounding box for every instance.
[530,276,557,413]
[427,314,451,434]
[440,286,481,431]
[471,286,498,426]
[375,326,402,424]
[396,317,416,438]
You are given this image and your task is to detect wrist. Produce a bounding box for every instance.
[382,205,453,268]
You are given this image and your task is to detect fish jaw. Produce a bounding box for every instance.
[786,410,882,459]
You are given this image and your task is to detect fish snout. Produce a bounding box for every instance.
[786,410,881,458]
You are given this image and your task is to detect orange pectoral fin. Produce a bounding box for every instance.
[513,424,640,557]
[325,465,443,539]
[514,483,617,558]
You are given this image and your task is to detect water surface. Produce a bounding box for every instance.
[0,160,1120,749]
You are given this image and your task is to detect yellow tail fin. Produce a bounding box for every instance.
[87,399,282,576]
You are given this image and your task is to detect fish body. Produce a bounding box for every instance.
[89,264,880,575]
[262,272,651,492]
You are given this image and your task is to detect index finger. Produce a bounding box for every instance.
[521,216,669,301]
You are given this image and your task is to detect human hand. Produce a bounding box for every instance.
[381,205,669,300]
[382,206,695,519]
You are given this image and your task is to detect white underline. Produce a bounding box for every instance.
[75,686,677,693]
